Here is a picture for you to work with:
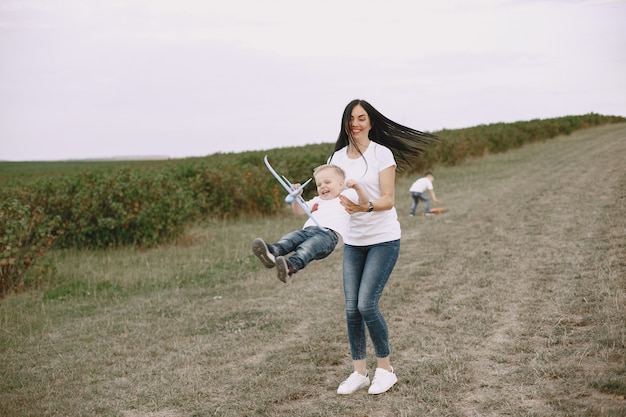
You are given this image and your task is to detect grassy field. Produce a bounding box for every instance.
[1,123,625,417]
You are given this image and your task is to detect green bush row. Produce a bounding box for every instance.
[0,113,624,297]
[418,113,624,170]
[26,169,196,248]
[2,144,336,250]
[0,200,58,295]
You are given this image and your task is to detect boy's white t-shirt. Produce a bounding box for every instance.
[330,142,401,246]
[302,188,358,240]
[410,177,433,193]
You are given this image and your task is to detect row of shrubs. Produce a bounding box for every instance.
[419,113,623,167]
[1,113,624,296]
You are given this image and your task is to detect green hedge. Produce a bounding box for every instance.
[0,200,58,295]
[417,113,624,170]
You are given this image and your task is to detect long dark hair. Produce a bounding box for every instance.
[333,99,440,172]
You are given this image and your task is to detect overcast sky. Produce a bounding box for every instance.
[1,0,625,161]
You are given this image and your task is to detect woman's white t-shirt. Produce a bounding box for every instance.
[330,142,401,246]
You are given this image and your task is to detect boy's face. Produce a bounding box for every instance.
[315,169,345,200]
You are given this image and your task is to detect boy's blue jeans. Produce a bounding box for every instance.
[272,226,338,272]
[342,239,400,360]
[410,191,430,215]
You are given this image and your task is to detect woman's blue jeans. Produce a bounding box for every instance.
[342,239,400,360]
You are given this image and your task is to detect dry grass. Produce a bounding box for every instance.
[1,124,625,417]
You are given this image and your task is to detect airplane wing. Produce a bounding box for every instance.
[263,155,324,229]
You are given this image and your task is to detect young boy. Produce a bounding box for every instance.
[409,171,440,216]
[252,164,369,283]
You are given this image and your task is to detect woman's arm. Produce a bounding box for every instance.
[339,166,396,213]
[371,165,396,211]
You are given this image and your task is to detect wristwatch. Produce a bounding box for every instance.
[367,201,374,212]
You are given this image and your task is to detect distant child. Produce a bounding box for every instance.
[409,171,440,216]
[252,164,369,283]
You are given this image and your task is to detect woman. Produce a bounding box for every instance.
[330,99,438,395]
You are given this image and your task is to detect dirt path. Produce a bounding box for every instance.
[394,123,626,415]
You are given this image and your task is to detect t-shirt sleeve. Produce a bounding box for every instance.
[378,145,397,172]
[329,150,341,166]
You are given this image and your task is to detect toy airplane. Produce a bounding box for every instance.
[263,155,324,229]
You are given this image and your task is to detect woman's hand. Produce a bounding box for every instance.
[340,194,366,214]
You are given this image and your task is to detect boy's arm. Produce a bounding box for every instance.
[290,183,307,215]
[429,189,440,204]
[346,180,369,205]
[292,202,306,215]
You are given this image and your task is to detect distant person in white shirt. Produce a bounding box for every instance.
[409,171,440,216]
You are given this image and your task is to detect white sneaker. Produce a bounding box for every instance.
[368,367,397,394]
[337,371,370,395]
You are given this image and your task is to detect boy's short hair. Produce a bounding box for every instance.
[313,164,346,180]
[424,171,434,178]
